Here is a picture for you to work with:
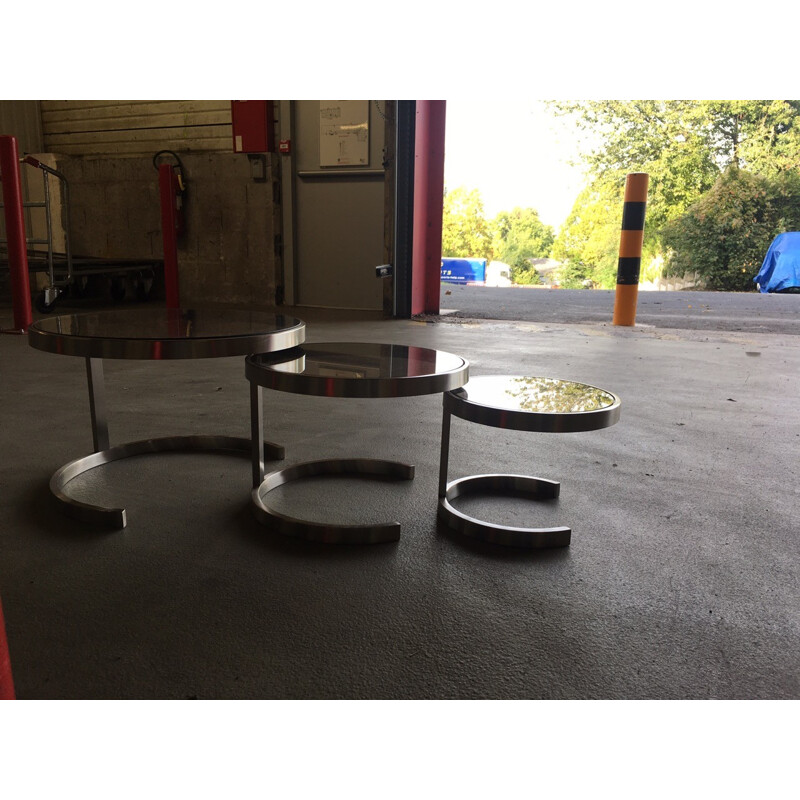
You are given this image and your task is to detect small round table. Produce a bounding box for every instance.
[28,307,306,528]
[438,376,621,548]
[245,342,469,544]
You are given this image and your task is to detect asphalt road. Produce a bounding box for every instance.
[439,285,800,335]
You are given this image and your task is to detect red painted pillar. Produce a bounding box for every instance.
[411,101,446,316]
[0,135,33,333]
[159,164,180,310]
[0,597,15,700]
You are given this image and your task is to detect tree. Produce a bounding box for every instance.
[441,186,493,262]
[547,100,800,289]
[662,166,800,291]
[549,100,800,182]
[491,207,554,283]
[551,183,622,289]
[548,100,719,240]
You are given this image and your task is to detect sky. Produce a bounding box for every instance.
[443,100,594,231]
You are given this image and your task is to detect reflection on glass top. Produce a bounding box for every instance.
[30,308,303,341]
[459,376,616,414]
[256,342,465,379]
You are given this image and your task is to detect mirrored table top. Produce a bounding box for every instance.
[28,308,306,359]
[246,342,469,398]
[448,375,621,432]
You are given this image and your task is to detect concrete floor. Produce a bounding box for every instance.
[0,299,798,699]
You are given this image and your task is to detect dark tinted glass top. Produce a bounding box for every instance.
[263,342,466,379]
[30,308,302,341]
[459,376,617,414]
[247,342,468,398]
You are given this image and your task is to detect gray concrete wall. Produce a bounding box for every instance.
[54,152,280,308]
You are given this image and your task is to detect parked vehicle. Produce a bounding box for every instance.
[755,232,800,293]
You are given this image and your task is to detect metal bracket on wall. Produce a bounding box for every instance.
[247,154,268,182]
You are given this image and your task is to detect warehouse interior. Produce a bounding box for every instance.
[0,100,794,793]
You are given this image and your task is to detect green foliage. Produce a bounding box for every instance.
[551,183,621,289]
[441,188,553,285]
[546,100,800,290]
[492,207,554,282]
[441,186,493,262]
[555,260,592,289]
[510,263,543,285]
[662,167,800,291]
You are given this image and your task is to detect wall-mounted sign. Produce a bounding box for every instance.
[319,101,369,167]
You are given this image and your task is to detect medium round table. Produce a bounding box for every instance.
[438,375,621,548]
[245,342,469,544]
[28,307,306,528]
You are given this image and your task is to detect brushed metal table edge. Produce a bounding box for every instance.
[444,381,621,433]
[245,352,469,398]
[28,320,306,359]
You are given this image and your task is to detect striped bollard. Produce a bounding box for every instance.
[612,173,649,326]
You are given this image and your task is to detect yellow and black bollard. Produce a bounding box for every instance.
[612,173,649,326]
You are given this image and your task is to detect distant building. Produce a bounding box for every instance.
[530,258,562,286]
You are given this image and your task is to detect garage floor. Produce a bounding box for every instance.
[0,300,797,699]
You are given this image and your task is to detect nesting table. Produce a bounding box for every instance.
[28,308,306,527]
[245,342,469,544]
[438,376,621,548]
[28,308,620,550]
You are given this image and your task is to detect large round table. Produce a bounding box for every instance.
[28,307,305,528]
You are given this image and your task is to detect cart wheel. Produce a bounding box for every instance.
[135,272,154,302]
[110,277,127,303]
[34,290,57,314]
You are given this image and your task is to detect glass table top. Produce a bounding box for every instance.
[28,308,306,359]
[30,308,303,341]
[456,376,618,414]
[247,342,469,398]
[448,375,621,432]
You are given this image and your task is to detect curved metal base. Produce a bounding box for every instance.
[51,434,285,529]
[252,458,415,544]
[438,474,571,548]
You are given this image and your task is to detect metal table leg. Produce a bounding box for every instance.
[252,458,415,544]
[49,358,286,529]
[436,398,571,548]
[86,358,109,452]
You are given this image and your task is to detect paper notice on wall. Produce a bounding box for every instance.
[319,101,369,167]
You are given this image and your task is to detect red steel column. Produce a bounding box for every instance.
[411,101,446,316]
[0,597,15,700]
[159,164,180,310]
[0,135,32,333]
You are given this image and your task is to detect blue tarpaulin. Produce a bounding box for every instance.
[754,232,800,293]
[441,258,486,284]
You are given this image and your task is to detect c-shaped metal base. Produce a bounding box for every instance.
[252,458,415,544]
[51,434,285,529]
[438,474,571,548]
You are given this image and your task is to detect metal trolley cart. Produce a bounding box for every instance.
[0,155,162,312]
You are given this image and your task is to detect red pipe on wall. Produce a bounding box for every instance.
[411,101,447,316]
[0,597,15,700]
[158,163,180,310]
[0,135,32,333]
